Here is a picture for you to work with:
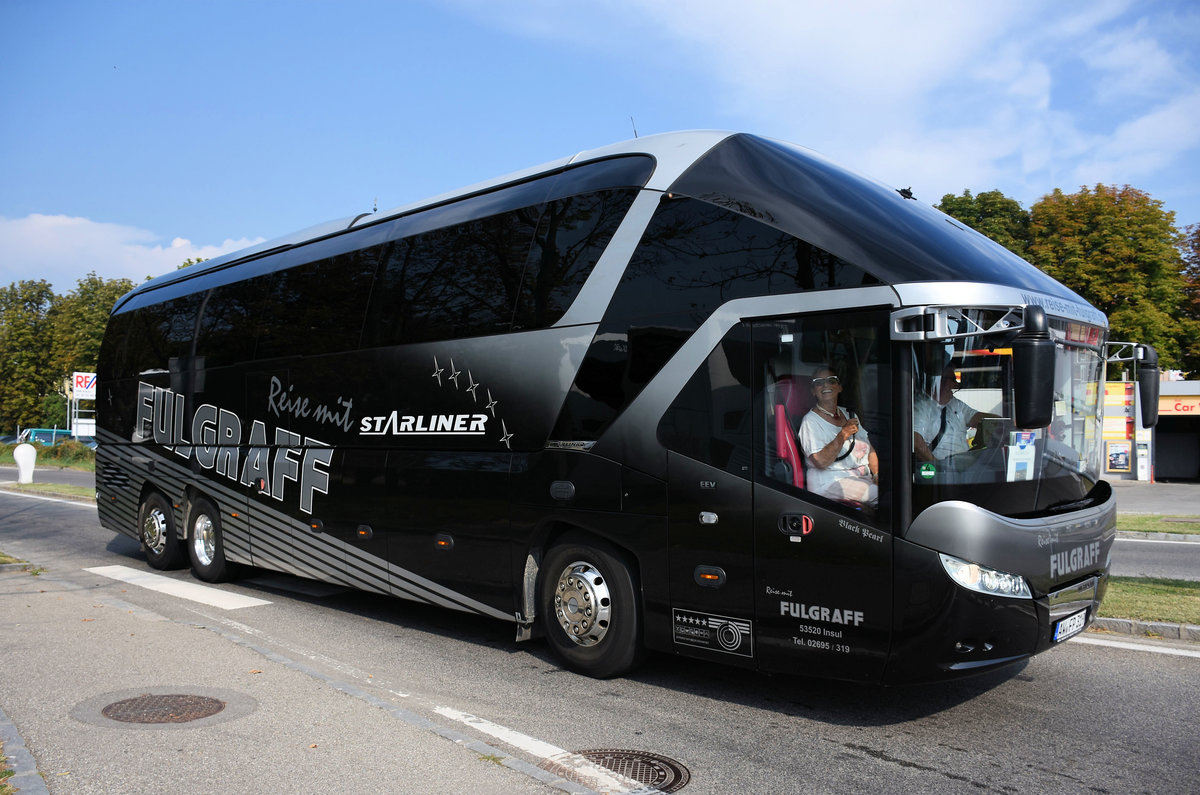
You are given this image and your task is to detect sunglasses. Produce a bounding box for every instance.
[812,375,840,387]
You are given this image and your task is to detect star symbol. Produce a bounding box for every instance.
[499,419,513,449]
[431,356,444,386]
[485,390,497,417]
[448,359,461,389]
[466,371,479,401]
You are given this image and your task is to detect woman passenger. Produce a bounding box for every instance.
[798,367,879,505]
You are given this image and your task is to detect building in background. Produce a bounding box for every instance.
[1154,378,1200,481]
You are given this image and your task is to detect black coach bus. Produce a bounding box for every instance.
[95,131,1157,683]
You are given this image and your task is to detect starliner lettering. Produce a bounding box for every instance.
[779,601,865,626]
[134,382,331,514]
[1050,541,1102,579]
[359,411,488,436]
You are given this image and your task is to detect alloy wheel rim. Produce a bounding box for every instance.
[553,561,612,647]
[192,514,215,566]
[142,508,168,555]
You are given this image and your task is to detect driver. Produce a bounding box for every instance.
[913,363,993,461]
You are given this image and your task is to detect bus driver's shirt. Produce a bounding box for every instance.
[914,393,975,459]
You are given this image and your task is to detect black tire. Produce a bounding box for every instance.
[186,498,231,583]
[138,492,183,570]
[539,534,644,678]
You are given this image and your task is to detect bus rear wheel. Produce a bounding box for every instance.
[187,498,231,583]
[540,536,643,678]
[139,492,182,570]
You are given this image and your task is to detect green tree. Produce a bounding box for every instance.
[937,189,1031,259]
[41,391,68,429]
[1178,223,1200,375]
[1028,185,1187,369]
[48,272,135,378]
[0,280,58,430]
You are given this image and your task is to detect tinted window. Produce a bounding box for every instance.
[515,188,638,330]
[672,133,1081,300]
[753,310,891,521]
[120,294,202,377]
[98,310,134,381]
[553,196,878,441]
[610,196,877,325]
[658,324,752,475]
[195,280,271,367]
[366,207,541,346]
[255,248,379,359]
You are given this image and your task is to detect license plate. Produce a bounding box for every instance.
[1054,609,1088,642]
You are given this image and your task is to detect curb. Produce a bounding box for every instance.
[0,701,50,795]
[1091,617,1200,643]
[0,562,38,573]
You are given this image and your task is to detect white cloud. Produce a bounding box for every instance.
[0,214,262,295]
[453,0,1199,220]
[1071,88,1200,187]
[1079,19,1180,104]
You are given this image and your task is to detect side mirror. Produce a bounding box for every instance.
[1012,305,1055,429]
[1136,345,1159,428]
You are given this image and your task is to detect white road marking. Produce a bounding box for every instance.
[434,705,647,793]
[1074,635,1200,659]
[85,565,271,610]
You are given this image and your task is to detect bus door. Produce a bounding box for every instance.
[750,312,893,682]
[660,325,758,666]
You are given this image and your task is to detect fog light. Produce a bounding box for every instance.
[940,553,1032,599]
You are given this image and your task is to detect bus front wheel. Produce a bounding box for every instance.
[187,498,231,583]
[139,492,182,570]
[540,536,643,678]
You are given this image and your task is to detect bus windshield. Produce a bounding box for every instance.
[910,317,1106,519]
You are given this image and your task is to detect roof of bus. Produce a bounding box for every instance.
[114,130,736,310]
[112,130,1099,324]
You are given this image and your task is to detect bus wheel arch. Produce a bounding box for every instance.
[538,529,645,678]
[185,494,232,583]
[137,489,183,570]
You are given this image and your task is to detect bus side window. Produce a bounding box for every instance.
[657,325,753,477]
[122,294,202,378]
[195,280,269,368]
[365,207,540,346]
[514,188,638,330]
[255,249,378,359]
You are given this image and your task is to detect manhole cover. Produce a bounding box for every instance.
[101,694,226,724]
[541,748,690,792]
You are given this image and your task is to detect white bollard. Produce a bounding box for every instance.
[14,443,36,484]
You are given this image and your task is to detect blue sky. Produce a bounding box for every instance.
[3,0,1199,294]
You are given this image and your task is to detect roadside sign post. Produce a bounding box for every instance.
[71,372,97,438]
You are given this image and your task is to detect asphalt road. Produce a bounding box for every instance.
[1,488,1198,794]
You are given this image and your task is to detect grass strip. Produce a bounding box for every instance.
[1116,514,1200,535]
[1,746,14,795]
[1099,576,1200,626]
[0,441,95,472]
[0,482,94,500]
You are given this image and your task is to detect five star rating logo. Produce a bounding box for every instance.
[672,609,753,657]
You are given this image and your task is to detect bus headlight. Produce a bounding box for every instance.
[939,553,1032,599]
